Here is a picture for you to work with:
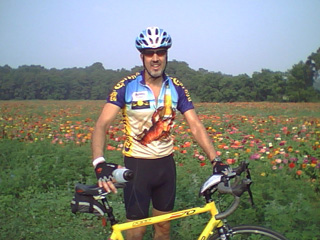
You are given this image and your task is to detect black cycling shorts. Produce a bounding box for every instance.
[123,154,176,220]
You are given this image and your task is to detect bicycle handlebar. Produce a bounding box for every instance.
[199,161,252,220]
[214,161,253,220]
[215,178,252,219]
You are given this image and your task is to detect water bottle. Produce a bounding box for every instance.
[112,168,134,183]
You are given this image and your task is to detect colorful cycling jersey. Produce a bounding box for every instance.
[107,71,194,159]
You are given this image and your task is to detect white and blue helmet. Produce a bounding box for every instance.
[135,27,172,52]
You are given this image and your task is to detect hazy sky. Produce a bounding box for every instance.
[1,0,319,76]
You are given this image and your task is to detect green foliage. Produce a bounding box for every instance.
[0,140,94,196]
[1,47,320,102]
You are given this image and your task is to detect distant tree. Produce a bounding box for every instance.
[251,69,286,101]
[1,49,320,102]
[286,62,319,102]
[306,47,320,91]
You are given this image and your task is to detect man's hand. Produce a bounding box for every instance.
[212,161,232,175]
[95,162,119,193]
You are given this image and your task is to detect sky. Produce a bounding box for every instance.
[1,0,319,76]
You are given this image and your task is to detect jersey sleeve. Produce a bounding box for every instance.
[172,78,194,114]
[106,79,127,108]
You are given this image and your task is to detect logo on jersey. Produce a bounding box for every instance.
[109,91,118,102]
[131,91,150,109]
[172,78,192,102]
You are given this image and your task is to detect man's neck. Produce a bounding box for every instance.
[144,71,164,87]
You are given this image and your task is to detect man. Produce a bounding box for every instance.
[91,27,228,240]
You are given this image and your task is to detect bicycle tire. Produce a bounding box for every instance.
[209,225,288,240]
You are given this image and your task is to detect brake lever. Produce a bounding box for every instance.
[245,167,255,207]
[247,181,255,207]
[221,172,236,187]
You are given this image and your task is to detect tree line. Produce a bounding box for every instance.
[0,48,319,102]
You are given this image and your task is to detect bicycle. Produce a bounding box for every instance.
[71,161,288,239]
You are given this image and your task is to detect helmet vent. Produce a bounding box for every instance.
[142,40,148,46]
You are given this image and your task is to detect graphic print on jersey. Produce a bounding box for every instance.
[134,82,176,146]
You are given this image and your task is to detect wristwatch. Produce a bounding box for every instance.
[211,156,221,164]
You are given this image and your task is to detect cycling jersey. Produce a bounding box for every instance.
[107,71,194,159]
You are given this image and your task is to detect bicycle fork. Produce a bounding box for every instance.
[216,224,233,240]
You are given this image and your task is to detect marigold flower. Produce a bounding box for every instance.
[226,158,236,165]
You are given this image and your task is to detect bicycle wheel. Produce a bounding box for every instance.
[209,225,287,240]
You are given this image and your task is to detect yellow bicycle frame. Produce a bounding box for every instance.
[108,201,224,240]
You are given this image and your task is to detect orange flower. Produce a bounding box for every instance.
[183,141,191,147]
[107,145,116,150]
[226,158,236,165]
[218,143,226,149]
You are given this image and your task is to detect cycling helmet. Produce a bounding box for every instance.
[135,27,172,52]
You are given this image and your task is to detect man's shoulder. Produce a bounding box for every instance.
[166,75,192,103]
[123,72,141,82]
[113,72,141,90]
[166,75,186,87]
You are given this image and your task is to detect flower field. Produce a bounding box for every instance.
[0,100,320,239]
[1,101,319,181]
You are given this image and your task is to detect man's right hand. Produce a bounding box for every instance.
[95,162,119,193]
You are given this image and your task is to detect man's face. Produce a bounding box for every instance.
[140,48,167,79]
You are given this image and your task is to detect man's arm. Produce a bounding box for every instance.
[92,103,121,160]
[91,103,121,193]
[183,109,218,163]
